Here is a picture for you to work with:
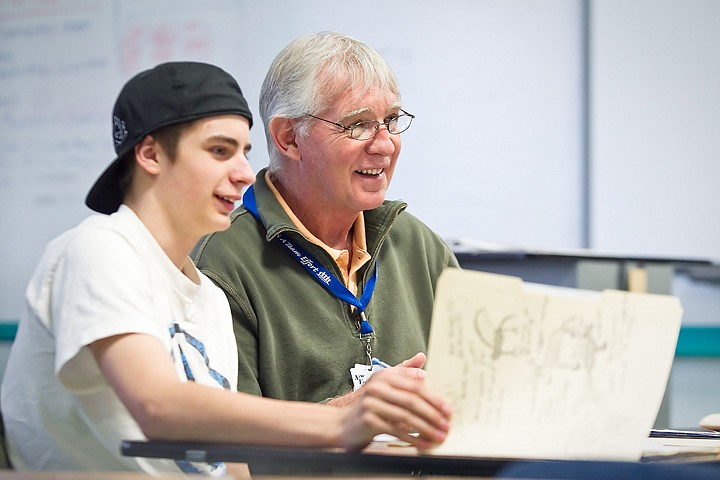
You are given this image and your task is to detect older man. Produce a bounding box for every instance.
[193,32,459,405]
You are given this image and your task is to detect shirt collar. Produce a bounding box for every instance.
[264,171,368,257]
[264,171,371,290]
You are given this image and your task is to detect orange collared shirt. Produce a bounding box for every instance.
[265,172,372,296]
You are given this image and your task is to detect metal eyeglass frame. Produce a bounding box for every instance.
[305,109,415,140]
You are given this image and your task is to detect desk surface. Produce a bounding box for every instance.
[121,439,512,477]
[0,474,492,480]
[119,438,720,478]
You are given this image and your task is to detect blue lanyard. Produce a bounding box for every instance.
[242,186,378,340]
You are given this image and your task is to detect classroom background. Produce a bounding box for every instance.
[1,0,719,428]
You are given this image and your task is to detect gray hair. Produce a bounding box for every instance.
[259,31,400,170]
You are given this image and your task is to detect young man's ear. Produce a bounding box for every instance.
[268,117,301,161]
[134,135,162,175]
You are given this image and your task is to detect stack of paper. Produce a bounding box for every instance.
[425,269,683,461]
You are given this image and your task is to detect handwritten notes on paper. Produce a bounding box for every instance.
[425,269,682,461]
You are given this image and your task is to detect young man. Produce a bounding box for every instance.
[192,33,460,406]
[0,61,451,475]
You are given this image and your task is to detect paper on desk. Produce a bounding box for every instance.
[425,269,683,461]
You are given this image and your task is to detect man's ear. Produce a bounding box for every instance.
[268,117,301,161]
[134,135,162,175]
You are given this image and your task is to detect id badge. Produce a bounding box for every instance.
[350,363,385,391]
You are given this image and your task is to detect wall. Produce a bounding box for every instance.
[0,0,583,322]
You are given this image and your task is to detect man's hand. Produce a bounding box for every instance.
[326,352,429,407]
[336,366,452,451]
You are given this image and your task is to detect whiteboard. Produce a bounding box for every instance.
[590,0,720,260]
[0,0,583,320]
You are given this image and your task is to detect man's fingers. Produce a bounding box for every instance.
[396,352,426,369]
[361,374,451,436]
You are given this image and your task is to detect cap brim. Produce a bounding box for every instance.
[85,156,125,214]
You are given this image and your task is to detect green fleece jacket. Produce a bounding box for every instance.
[192,169,459,403]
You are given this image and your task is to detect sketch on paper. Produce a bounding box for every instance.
[426,269,682,461]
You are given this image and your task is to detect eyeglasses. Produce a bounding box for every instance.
[306,109,415,141]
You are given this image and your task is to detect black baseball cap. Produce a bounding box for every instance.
[85,61,253,214]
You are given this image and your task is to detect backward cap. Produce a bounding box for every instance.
[85,61,253,214]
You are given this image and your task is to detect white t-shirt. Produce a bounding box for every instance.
[1,206,238,475]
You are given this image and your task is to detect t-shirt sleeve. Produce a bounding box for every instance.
[53,228,161,393]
